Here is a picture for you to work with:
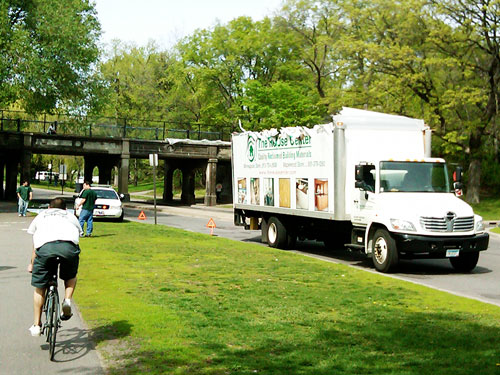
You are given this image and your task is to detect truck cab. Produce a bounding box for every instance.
[352,159,488,272]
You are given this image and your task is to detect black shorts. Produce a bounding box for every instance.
[31,241,80,288]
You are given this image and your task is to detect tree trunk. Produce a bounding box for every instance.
[465,158,481,204]
[465,130,483,204]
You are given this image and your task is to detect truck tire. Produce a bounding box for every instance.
[372,229,399,273]
[267,217,288,249]
[449,252,479,272]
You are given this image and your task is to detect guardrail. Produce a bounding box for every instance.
[0,110,233,141]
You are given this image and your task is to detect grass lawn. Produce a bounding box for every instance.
[76,222,500,375]
[472,198,500,220]
[129,184,206,200]
[492,227,500,234]
[31,182,76,193]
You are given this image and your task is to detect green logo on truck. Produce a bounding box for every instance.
[247,135,256,162]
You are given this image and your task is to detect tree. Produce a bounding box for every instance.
[175,16,325,130]
[429,0,500,202]
[99,41,173,122]
[0,0,101,113]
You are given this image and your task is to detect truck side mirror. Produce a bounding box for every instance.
[453,166,463,195]
[454,166,462,183]
[355,165,363,182]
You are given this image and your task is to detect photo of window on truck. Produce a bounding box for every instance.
[232,107,488,273]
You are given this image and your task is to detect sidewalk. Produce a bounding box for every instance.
[0,208,104,374]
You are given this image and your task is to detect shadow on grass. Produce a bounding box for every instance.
[90,320,133,344]
[101,309,500,375]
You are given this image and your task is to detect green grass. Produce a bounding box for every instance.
[471,197,500,220]
[128,181,161,193]
[492,227,500,234]
[30,182,76,193]
[76,222,500,374]
[129,184,206,200]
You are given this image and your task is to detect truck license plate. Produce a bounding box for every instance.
[446,249,460,257]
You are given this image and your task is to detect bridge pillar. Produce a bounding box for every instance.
[204,158,217,206]
[181,165,196,205]
[0,157,5,200]
[118,140,130,201]
[163,161,174,202]
[20,150,32,184]
[83,156,96,183]
[5,155,19,201]
[21,134,32,184]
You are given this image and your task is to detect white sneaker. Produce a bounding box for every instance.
[61,299,73,320]
[29,325,41,336]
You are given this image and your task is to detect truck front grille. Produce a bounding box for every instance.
[420,216,474,232]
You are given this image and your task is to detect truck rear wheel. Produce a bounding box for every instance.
[372,229,399,273]
[449,252,479,272]
[267,217,288,249]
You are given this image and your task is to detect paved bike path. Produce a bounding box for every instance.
[0,206,104,374]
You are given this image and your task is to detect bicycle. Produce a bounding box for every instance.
[41,257,61,361]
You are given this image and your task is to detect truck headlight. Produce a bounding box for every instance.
[475,217,485,232]
[390,219,416,232]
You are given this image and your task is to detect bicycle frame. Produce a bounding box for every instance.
[41,265,61,361]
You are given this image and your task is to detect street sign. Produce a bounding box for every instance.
[149,153,158,167]
[149,153,159,224]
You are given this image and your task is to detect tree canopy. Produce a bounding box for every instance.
[3,0,499,201]
[0,0,101,113]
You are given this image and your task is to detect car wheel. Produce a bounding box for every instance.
[267,216,288,249]
[372,229,399,273]
[450,252,479,272]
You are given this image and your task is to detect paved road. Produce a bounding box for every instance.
[0,202,104,374]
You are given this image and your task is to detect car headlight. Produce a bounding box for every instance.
[390,219,416,232]
[475,216,485,232]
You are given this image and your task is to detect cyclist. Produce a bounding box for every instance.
[27,198,83,336]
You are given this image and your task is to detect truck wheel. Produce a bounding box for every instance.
[449,252,479,272]
[267,217,288,249]
[372,229,399,273]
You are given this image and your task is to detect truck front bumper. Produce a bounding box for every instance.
[392,232,489,259]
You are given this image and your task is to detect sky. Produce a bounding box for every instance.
[94,0,284,48]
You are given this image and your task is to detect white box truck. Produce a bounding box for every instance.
[232,107,489,272]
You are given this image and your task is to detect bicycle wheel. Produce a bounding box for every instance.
[48,291,59,361]
[44,291,53,344]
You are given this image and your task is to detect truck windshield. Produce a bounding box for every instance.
[379,161,450,193]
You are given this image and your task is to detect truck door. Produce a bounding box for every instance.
[352,164,376,226]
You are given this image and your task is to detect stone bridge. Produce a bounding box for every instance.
[0,131,232,205]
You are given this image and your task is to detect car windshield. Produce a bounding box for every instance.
[93,189,119,200]
[379,161,450,193]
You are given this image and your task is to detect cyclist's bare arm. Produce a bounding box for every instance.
[28,245,36,273]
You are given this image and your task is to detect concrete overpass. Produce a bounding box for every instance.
[0,131,232,205]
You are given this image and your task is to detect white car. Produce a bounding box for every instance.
[74,186,124,221]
